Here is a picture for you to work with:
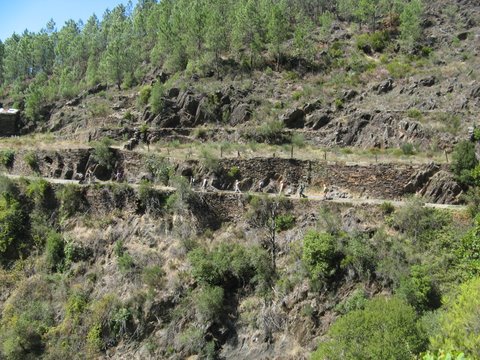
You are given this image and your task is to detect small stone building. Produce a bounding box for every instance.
[0,108,19,136]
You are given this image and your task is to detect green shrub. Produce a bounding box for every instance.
[114,240,134,273]
[87,101,111,117]
[275,214,295,231]
[0,150,15,168]
[145,155,173,185]
[396,264,441,313]
[451,141,478,185]
[123,110,134,121]
[227,166,240,179]
[45,231,65,272]
[188,243,273,291]
[86,323,103,355]
[386,60,413,78]
[178,326,205,356]
[149,81,164,114]
[334,288,368,315]
[195,286,224,323]
[138,180,166,214]
[139,85,152,106]
[64,240,91,265]
[92,137,115,170]
[24,151,38,170]
[339,234,377,282]
[380,201,395,215]
[356,31,390,53]
[302,230,335,281]
[66,291,88,320]
[393,197,450,243]
[1,299,55,359]
[142,265,165,289]
[312,297,427,360]
[292,90,303,100]
[0,194,30,266]
[57,184,83,217]
[407,108,423,119]
[26,178,51,208]
[473,128,480,142]
[401,143,415,156]
[455,214,480,277]
[199,147,221,174]
[430,277,480,358]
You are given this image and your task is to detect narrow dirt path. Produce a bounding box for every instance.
[2,173,466,211]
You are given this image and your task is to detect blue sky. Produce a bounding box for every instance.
[0,0,131,41]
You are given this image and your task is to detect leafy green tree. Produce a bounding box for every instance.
[100,4,136,89]
[195,286,224,323]
[0,40,5,85]
[0,193,30,267]
[312,297,427,360]
[396,264,441,313]
[266,0,289,71]
[302,230,335,281]
[293,13,316,64]
[45,231,65,272]
[430,277,480,358]
[231,0,265,70]
[455,214,480,277]
[82,15,103,86]
[451,140,478,185]
[205,0,230,77]
[357,0,382,30]
[400,0,423,49]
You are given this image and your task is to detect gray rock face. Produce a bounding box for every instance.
[374,78,394,94]
[230,103,251,126]
[282,108,305,129]
[418,76,436,87]
[404,162,441,194]
[305,111,332,130]
[419,170,463,204]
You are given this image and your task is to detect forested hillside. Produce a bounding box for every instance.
[0,0,423,121]
[0,0,480,359]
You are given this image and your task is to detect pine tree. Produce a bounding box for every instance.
[400,0,423,49]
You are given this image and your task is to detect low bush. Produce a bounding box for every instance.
[142,265,165,289]
[401,142,415,156]
[195,285,224,323]
[313,297,427,360]
[0,150,15,168]
[188,243,273,291]
[0,193,30,267]
[302,230,336,282]
[24,151,38,170]
[451,140,477,185]
[139,85,152,105]
[429,277,480,358]
[57,184,84,218]
[356,31,390,53]
[92,137,115,170]
[45,231,65,272]
[275,214,295,231]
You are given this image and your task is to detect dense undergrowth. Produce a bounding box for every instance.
[0,171,479,358]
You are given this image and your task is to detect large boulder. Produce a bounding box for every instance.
[418,170,463,204]
[403,162,440,194]
[418,76,436,87]
[230,103,251,126]
[305,111,332,130]
[373,78,394,94]
[281,108,305,129]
